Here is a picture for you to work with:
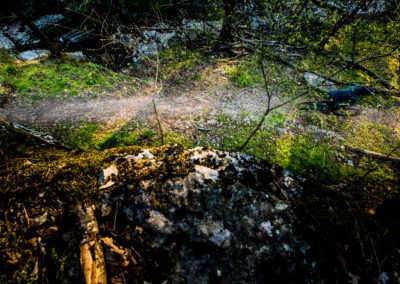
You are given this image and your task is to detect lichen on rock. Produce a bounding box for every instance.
[96,145,310,282]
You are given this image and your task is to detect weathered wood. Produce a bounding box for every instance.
[75,202,107,284]
[346,146,400,164]
[0,119,65,148]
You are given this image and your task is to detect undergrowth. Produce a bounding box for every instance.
[53,121,194,150]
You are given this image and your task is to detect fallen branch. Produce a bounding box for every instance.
[0,119,67,148]
[346,146,400,164]
[75,202,107,284]
[345,60,396,90]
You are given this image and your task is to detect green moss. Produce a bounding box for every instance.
[53,121,195,150]
[0,50,15,64]
[0,59,125,100]
[224,60,262,88]
[346,122,400,156]
[159,46,205,81]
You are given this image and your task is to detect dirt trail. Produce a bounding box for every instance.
[1,63,397,139]
[0,65,275,134]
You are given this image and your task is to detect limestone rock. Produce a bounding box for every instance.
[304,72,337,91]
[97,145,311,282]
[64,51,85,62]
[18,49,50,61]
[98,164,118,189]
[0,32,14,50]
[3,14,64,46]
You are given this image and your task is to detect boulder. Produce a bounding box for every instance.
[98,146,311,282]
[58,30,92,44]
[0,32,15,50]
[18,49,50,61]
[64,51,85,62]
[181,19,221,41]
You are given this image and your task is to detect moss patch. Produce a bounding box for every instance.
[0,59,126,100]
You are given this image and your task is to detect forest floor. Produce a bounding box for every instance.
[0,62,282,137]
[1,60,398,149]
[1,52,400,284]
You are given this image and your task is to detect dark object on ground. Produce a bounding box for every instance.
[299,100,361,116]
[300,86,371,115]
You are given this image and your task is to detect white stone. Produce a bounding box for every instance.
[0,32,14,50]
[260,221,274,237]
[210,226,231,247]
[98,164,118,186]
[18,49,50,61]
[125,149,154,163]
[304,72,336,91]
[194,165,219,182]
[146,210,174,234]
[64,51,85,62]
[275,202,288,211]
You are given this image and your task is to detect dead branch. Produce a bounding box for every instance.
[239,53,272,150]
[344,59,396,90]
[346,146,400,164]
[0,119,66,148]
[75,202,107,284]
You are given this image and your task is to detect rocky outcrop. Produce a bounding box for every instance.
[92,146,312,282]
[2,14,64,47]
[0,32,15,50]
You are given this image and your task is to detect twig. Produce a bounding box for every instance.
[23,206,30,229]
[113,201,118,231]
[239,53,272,150]
[152,98,165,145]
[152,49,165,145]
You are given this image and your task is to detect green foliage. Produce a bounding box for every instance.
[159,46,205,81]
[224,60,262,88]
[98,127,155,150]
[346,121,400,156]
[53,121,196,150]
[162,132,195,148]
[284,135,346,184]
[55,122,99,149]
[0,50,15,64]
[0,60,124,100]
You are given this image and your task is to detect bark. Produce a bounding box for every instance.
[75,202,107,284]
[220,0,239,43]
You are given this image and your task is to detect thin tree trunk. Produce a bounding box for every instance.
[220,0,239,43]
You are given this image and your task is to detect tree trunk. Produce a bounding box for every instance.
[220,0,239,43]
